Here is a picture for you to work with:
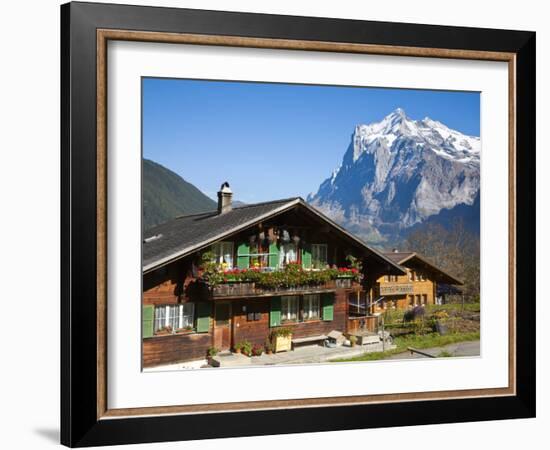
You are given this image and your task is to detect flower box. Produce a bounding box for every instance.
[273,334,292,352]
[175,328,194,334]
[335,278,353,288]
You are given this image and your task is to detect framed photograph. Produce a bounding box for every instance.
[61,1,536,447]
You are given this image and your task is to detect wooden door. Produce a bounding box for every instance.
[214,302,231,351]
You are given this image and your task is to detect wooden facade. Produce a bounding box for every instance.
[142,250,366,367]
[141,198,410,367]
[372,252,463,311]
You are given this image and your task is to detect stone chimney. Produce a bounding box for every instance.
[217,182,233,214]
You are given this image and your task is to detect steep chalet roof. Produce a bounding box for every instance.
[143,197,405,275]
[383,251,463,285]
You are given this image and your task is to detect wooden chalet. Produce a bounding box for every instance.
[373,251,463,311]
[142,182,405,368]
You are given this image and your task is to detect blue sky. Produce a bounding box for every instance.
[143,78,480,203]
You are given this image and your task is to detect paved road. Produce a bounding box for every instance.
[387,340,480,360]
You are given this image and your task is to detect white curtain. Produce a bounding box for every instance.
[281,296,299,321]
[154,303,195,332]
[212,242,234,268]
[303,294,320,320]
[222,242,233,268]
[154,305,166,332]
[279,243,297,267]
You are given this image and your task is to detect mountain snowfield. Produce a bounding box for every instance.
[307,108,480,244]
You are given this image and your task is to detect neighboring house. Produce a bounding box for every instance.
[373,251,463,311]
[142,182,405,368]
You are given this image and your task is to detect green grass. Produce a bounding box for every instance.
[331,331,480,362]
[381,303,481,329]
[426,303,480,314]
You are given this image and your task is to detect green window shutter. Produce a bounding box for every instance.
[142,305,154,338]
[270,297,281,327]
[301,243,312,269]
[237,242,249,269]
[196,302,212,333]
[322,293,334,321]
[268,242,279,268]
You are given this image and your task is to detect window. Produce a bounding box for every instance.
[154,305,166,332]
[154,303,195,334]
[311,244,328,269]
[281,295,299,322]
[422,294,427,305]
[348,291,367,316]
[211,241,234,268]
[384,275,389,282]
[246,303,262,322]
[415,294,421,305]
[418,272,425,281]
[249,242,271,268]
[279,243,298,268]
[408,270,412,281]
[409,294,415,306]
[303,294,321,320]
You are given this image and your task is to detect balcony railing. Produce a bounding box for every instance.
[379,282,414,295]
[211,278,359,298]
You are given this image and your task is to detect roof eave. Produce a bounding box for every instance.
[398,253,463,285]
[143,198,407,275]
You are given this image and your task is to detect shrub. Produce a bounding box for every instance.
[271,327,293,338]
[239,340,252,356]
[252,344,264,356]
[207,346,219,357]
[403,305,425,323]
[431,310,449,320]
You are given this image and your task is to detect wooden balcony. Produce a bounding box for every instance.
[211,278,359,299]
[379,282,414,295]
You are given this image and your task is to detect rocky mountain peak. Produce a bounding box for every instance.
[308,110,480,244]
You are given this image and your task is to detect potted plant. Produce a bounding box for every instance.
[233,342,243,354]
[349,335,358,347]
[206,346,219,364]
[252,343,264,357]
[271,327,293,352]
[265,338,274,355]
[240,340,253,356]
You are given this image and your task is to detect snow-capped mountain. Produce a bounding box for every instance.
[307,108,480,244]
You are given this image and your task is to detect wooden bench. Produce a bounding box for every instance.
[291,335,328,349]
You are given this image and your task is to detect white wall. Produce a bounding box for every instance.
[0,1,546,449]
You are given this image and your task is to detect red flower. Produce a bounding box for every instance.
[351,268,358,273]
